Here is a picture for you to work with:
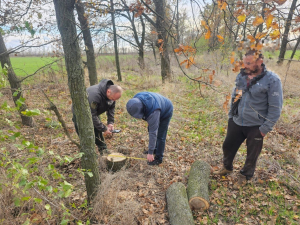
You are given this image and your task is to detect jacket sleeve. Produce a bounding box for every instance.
[106,101,115,125]
[228,75,240,119]
[146,110,160,154]
[91,105,107,132]
[259,78,283,135]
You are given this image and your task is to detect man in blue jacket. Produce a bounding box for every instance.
[214,50,283,184]
[126,92,173,166]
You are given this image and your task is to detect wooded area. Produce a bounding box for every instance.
[0,0,300,224]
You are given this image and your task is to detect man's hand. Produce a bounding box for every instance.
[147,154,154,162]
[104,129,112,136]
[260,131,265,137]
[107,124,114,132]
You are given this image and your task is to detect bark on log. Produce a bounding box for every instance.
[187,160,211,210]
[166,182,195,225]
[106,153,127,172]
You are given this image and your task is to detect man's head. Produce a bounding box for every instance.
[126,98,144,119]
[243,50,264,75]
[106,85,123,101]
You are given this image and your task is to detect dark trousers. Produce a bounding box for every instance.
[72,114,107,150]
[222,118,264,178]
[154,113,173,161]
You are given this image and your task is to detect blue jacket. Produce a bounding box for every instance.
[229,66,283,135]
[134,92,173,120]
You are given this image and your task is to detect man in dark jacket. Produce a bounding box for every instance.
[214,50,283,185]
[126,92,173,166]
[72,79,122,154]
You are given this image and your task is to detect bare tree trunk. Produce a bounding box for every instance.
[110,0,122,81]
[289,35,300,63]
[176,0,180,45]
[53,0,100,204]
[153,0,171,83]
[139,16,146,69]
[151,41,157,64]
[258,2,266,33]
[277,0,298,65]
[75,0,98,86]
[242,0,249,41]
[0,33,35,127]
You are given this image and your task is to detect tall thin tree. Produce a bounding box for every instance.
[76,0,98,85]
[0,33,35,127]
[53,0,100,204]
[277,0,298,65]
[110,0,122,81]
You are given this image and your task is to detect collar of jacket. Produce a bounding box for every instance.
[98,79,114,100]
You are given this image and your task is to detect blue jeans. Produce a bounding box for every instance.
[154,113,173,161]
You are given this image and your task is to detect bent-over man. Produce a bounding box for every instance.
[126,92,173,166]
[72,79,122,155]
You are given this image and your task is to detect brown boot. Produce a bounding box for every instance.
[213,167,233,176]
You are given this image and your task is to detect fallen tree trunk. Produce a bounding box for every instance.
[187,160,211,210]
[166,182,194,225]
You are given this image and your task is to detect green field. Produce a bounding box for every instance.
[9,54,136,77]
[10,56,63,77]
[264,49,300,60]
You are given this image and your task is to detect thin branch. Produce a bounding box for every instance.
[40,88,80,148]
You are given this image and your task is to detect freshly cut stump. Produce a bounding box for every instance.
[106,153,127,172]
[187,160,211,211]
[166,182,194,225]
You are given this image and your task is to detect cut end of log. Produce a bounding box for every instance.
[107,153,126,162]
[106,152,127,172]
[189,196,209,211]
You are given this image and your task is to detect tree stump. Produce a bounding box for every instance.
[106,153,127,172]
[166,182,195,225]
[187,160,211,211]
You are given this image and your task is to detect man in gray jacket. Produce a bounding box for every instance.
[214,50,283,184]
[72,79,122,154]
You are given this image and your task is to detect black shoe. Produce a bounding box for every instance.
[147,159,162,166]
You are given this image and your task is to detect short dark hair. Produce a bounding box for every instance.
[245,49,264,59]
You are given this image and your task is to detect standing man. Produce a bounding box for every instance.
[126,92,173,166]
[214,50,283,183]
[72,79,123,155]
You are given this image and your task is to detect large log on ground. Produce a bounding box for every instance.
[166,182,195,225]
[187,160,211,210]
[106,153,127,172]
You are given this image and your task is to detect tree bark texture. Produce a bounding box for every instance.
[277,0,298,65]
[110,0,122,81]
[75,0,98,86]
[166,182,195,225]
[53,0,100,204]
[153,0,171,83]
[187,160,211,210]
[137,16,145,69]
[0,33,35,127]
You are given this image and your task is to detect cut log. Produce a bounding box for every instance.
[106,153,127,172]
[166,182,195,225]
[187,160,211,211]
